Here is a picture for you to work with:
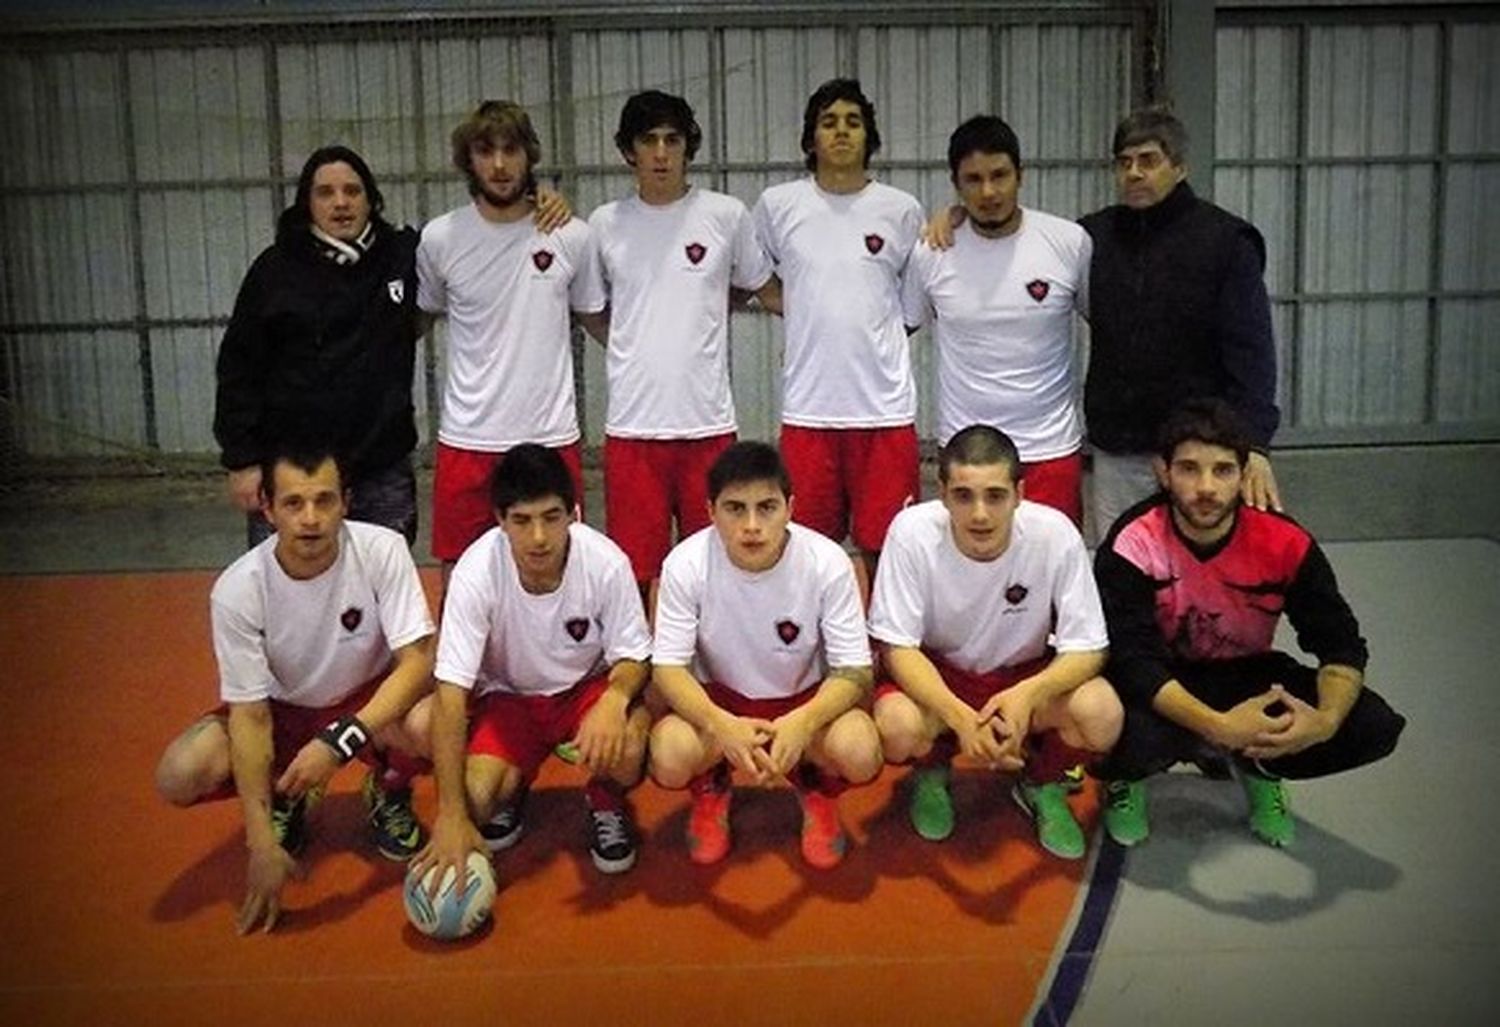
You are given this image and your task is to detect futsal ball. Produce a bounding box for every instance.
[403,852,497,940]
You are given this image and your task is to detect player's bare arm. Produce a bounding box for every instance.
[572,657,649,774]
[412,680,486,898]
[919,202,966,250]
[654,662,776,782]
[532,184,572,233]
[226,465,263,513]
[1243,450,1283,512]
[1242,663,1362,761]
[227,700,298,934]
[768,663,871,774]
[885,645,1008,766]
[977,649,1106,767]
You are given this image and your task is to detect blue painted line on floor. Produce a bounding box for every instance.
[1031,839,1128,1027]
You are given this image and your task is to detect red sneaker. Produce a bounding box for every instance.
[797,786,848,870]
[687,775,733,865]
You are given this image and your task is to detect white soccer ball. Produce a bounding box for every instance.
[402,851,497,940]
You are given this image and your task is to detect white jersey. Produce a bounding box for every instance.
[212,522,435,707]
[653,523,871,700]
[901,210,1091,458]
[436,522,651,697]
[579,187,772,439]
[752,177,923,427]
[416,205,591,451]
[869,499,1107,674]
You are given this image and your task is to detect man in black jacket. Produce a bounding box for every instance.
[214,146,421,545]
[1080,108,1282,540]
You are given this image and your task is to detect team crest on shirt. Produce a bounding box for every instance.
[1004,584,1028,606]
[685,242,707,265]
[340,606,363,632]
[1025,279,1050,303]
[775,619,801,645]
[386,279,404,304]
[532,250,555,272]
[864,233,885,255]
[565,617,590,642]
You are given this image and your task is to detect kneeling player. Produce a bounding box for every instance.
[414,445,652,890]
[154,447,436,934]
[648,441,881,869]
[869,425,1121,859]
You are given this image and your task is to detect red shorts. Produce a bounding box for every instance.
[604,433,735,583]
[703,679,818,722]
[780,423,919,552]
[875,653,1050,710]
[467,673,611,779]
[432,440,584,562]
[1020,452,1083,528]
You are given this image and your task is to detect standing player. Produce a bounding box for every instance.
[215,146,421,546]
[154,447,435,934]
[901,116,1092,526]
[752,79,924,585]
[869,425,1119,858]
[648,442,881,869]
[414,445,653,888]
[1094,399,1404,848]
[577,90,775,602]
[417,100,589,573]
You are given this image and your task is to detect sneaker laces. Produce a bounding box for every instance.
[1108,782,1138,812]
[592,808,630,849]
[374,790,419,837]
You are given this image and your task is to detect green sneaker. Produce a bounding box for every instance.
[1101,778,1149,847]
[908,766,955,841]
[362,771,427,862]
[1012,781,1086,859]
[1240,769,1294,847]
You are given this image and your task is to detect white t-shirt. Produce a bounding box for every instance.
[436,522,651,697]
[653,523,871,699]
[752,177,923,427]
[868,499,1108,674]
[902,210,1091,459]
[578,187,772,439]
[416,204,591,451]
[212,522,435,707]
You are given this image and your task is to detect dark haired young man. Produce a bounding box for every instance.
[155,447,436,933]
[417,100,586,577]
[415,445,653,889]
[1094,399,1404,848]
[578,90,777,606]
[870,425,1119,858]
[751,78,925,588]
[214,146,422,546]
[648,441,881,869]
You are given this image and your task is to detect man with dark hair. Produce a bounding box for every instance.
[415,445,653,886]
[215,146,421,547]
[417,100,585,577]
[902,115,1093,525]
[1080,106,1282,537]
[870,425,1118,859]
[648,441,880,869]
[752,78,924,587]
[577,90,776,605]
[1094,398,1404,848]
[154,447,436,934]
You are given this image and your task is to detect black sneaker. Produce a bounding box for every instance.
[271,793,310,857]
[588,805,637,874]
[362,771,426,862]
[481,802,526,852]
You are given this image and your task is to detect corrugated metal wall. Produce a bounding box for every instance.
[3,4,1492,464]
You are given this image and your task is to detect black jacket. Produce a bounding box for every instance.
[1079,183,1279,453]
[213,222,420,477]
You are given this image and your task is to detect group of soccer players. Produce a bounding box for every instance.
[156,79,1404,934]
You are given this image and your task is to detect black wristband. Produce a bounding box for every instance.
[318,715,371,763]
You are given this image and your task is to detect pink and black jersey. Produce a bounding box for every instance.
[1095,496,1367,707]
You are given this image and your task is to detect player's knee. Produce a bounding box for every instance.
[1068,678,1124,752]
[874,693,924,762]
[824,712,882,784]
[396,697,434,759]
[647,717,701,789]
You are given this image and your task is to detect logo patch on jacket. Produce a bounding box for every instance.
[340,606,363,632]
[532,250,555,272]
[685,242,707,265]
[775,619,801,645]
[1004,584,1028,606]
[565,617,590,642]
[864,233,885,255]
[1025,279,1049,302]
[387,279,404,304]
